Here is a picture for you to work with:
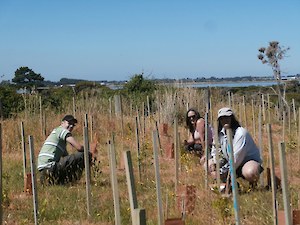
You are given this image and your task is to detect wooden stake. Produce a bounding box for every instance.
[108,140,121,225]
[21,122,27,192]
[267,124,278,225]
[135,116,141,181]
[174,117,179,195]
[124,151,147,224]
[72,96,76,117]
[28,135,38,225]
[83,118,91,219]
[0,123,3,225]
[252,99,256,138]
[278,142,292,225]
[258,103,264,187]
[152,130,164,225]
[204,112,209,190]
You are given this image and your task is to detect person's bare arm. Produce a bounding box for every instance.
[196,118,205,146]
[66,136,84,151]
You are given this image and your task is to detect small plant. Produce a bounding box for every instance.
[212,195,233,224]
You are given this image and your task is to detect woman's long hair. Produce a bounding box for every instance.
[186,108,201,133]
[217,114,241,134]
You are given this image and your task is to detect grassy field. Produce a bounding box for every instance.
[1,85,300,224]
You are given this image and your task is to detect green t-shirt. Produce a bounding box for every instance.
[37,126,71,170]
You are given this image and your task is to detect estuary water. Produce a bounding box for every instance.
[180,81,277,88]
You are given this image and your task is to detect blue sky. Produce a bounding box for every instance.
[1,1,299,82]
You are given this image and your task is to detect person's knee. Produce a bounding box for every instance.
[242,162,260,182]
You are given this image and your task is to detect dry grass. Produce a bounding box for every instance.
[1,87,300,224]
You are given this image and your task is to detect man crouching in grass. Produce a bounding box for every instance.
[37,115,97,185]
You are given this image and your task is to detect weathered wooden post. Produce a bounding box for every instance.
[267,94,271,124]
[123,151,146,225]
[228,91,231,108]
[262,94,266,122]
[108,140,121,225]
[298,107,300,166]
[258,103,264,187]
[267,124,278,225]
[174,117,179,195]
[225,125,240,225]
[20,122,28,193]
[114,95,124,141]
[278,142,292,225]
[28,135,38,225]
[152,130,164,225]
[252,99,256,139]
[204,112,209,190]
[242,96,247,128]
[0,123,3,225]
[83,114,91,219]
[72,96,76,117]
[292,99,296,128]
[39,96,43,136]
[155,121,162,155]
[135,116,141,181]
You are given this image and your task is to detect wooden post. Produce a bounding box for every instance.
[262,94,266,123]
[72,96,76,117]
[278,142,292,225]
[174,117,179,195]
[109,97,112,120]
[83,117,91,219]
[288,106,291,138]
[231,92,235,111]
[28,136,38,225]
[267,124,278,225]
[258,103,264,187]
[242,96,247,128]
[155,121,162,154]
[228,91,231,108]
[225,125,241,225]
[108,140,121,225]
[0,123,2,225]
[135,116,141,181]
[298,107,300,166]
[123,151,146,225]
[43,112,46,139]
[204,112,209,190]
[21,122,27,192]
[147,95,150,117]
[142,102,146,139]
[39,96,43,136]
[252,99,256,138]
[292,99,296,127]
[152,130,164,225]
[267,94,271,124]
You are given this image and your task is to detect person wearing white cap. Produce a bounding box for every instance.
[210,107,263,184]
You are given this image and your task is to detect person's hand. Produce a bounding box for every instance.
[200,156,206,165]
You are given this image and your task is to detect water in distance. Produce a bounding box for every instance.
[183,81,277,88]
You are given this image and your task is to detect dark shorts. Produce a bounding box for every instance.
[185,143,203,157]
[40,151,91,185]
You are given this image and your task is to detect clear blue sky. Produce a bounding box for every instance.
[1,1,299,82]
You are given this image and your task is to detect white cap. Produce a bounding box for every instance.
[217,107,233,119]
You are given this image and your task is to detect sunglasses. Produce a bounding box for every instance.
[188,115,196,120]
